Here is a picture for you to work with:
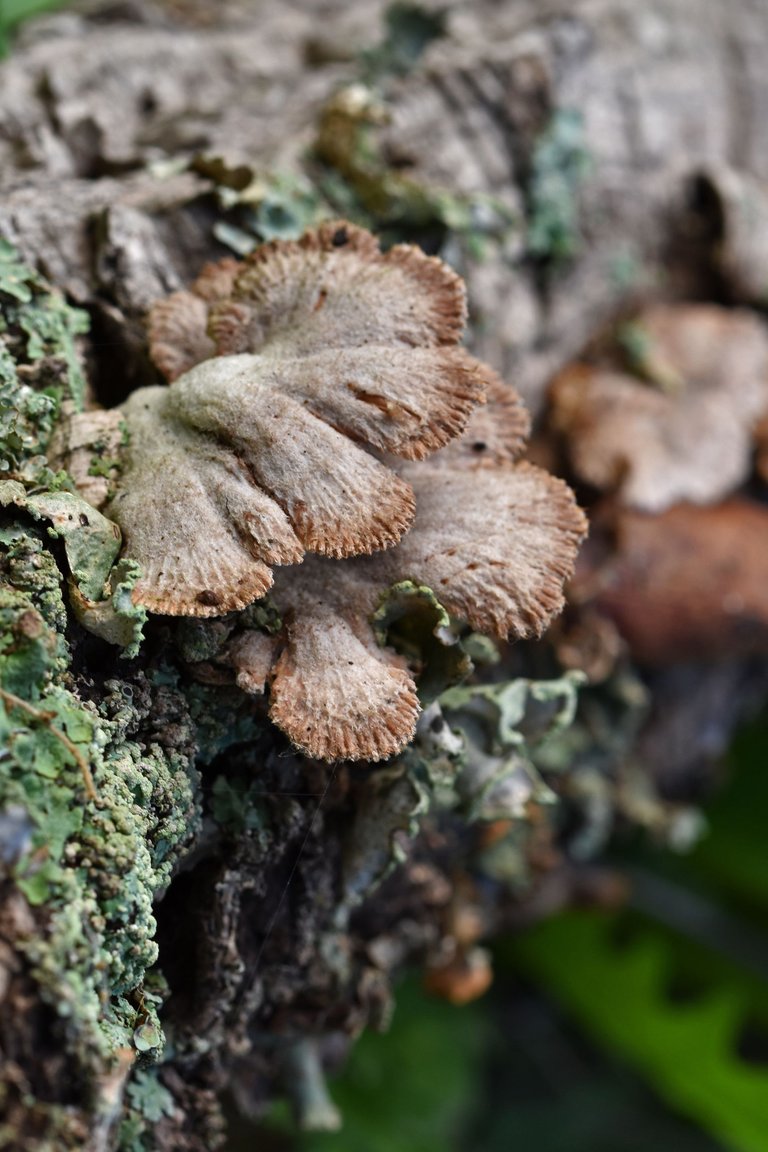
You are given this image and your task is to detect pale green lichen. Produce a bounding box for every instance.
[0,478,147,657]
[313,83,516,256]
[526,109,591,265]
[360,1,447,83]
[373,580,470,702]
[119,1069,176,1152]
[0,240,199,1140]
[1,537,200,1073]
[0,239,89,482]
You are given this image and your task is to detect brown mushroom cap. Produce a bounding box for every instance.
[109,387,304,615]
[581,500,768,665]
[208,221,468,360]
[268,559,420,762]
[550,305,768,511]
[148,258,239,382]
[104,222,520,614]
[385,459,587,639]
[234,401,586,762]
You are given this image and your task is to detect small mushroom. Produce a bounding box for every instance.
[549,304,768,511]
[93,222,513,614]
[236,395,587,762]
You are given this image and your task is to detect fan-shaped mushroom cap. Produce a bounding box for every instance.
[268,560,420,763]
[106,222,504,614]
[148,258,239,382]
[236,399,586,762]
[385,460,587,639]
[429,373,531,470]
[107,387,304,615]
[208,221,468,359]
[549,305,768,512]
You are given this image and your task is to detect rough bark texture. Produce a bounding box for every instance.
[3,2,768,1150]
[3,0,768,409]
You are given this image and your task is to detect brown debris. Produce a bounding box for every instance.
[423,947,493,1005]
[549,305,768,511]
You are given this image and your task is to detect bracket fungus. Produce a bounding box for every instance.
[549,305,768,512]
[64,222,586,762]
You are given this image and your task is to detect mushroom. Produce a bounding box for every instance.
[62,223,586,761]
[235,394,587,762]
[98,222,513,614]
[148,256,239,382]
[573,500,768,666]
[549,304,768,512]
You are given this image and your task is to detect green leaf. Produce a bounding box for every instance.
[684,718,768,911]
[512,910,768,1152]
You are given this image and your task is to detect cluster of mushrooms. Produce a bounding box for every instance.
[546,303,768,671]
[66,222,587,761]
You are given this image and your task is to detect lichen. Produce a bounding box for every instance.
[1,531,200,1076]
[313,84,517,257]
[0,238,89,484]
[0,240,201,1145]
[526,109,590,265]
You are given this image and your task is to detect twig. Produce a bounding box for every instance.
[0,686,97,801]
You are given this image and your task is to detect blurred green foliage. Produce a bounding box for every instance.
[510,715,768,1152]
[267,979,488,1152]
[0,0,65,54]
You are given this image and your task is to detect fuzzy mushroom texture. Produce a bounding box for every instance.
[234,392,587,763]
[549,304,768,512]
[105,221,507,615]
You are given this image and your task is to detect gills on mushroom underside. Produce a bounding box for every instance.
[60,221,587,762]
